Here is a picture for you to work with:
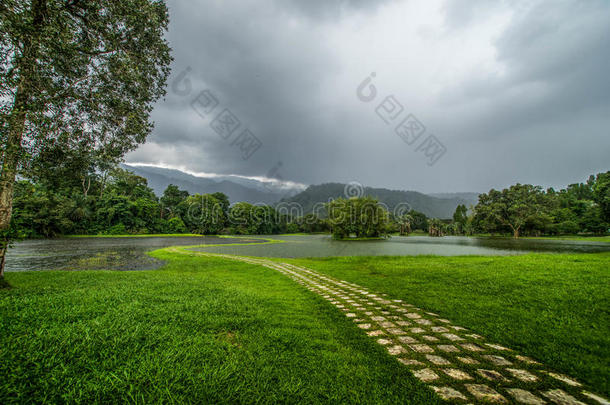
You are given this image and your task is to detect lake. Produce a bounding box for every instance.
[6,234,610,272]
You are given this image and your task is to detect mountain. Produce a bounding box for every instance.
[280,183,479,219]
[123,165,479,217]
[121,164,300,204]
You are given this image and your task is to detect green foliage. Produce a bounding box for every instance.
[182,194,226,235]
[470,173,609,237]
[327,197,390,239]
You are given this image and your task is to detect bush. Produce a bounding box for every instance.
[166,217,187,234]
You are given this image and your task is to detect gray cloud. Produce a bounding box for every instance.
[128,0,610,193]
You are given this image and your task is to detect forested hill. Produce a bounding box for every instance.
[122,164,295,204]
[280,183,479,219]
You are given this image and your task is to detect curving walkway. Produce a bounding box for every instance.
[174,248,608,405]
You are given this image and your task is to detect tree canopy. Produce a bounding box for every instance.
[0,0,172,276]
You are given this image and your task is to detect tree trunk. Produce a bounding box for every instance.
[0,0,45,277]
[513,227,520,239]
[0,88,28,278]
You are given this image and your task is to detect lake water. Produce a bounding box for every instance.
[6,234,609,272]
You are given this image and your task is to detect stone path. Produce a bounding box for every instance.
[178,249,608,405]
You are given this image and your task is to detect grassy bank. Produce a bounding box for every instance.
[0,252,437,404]
[285,253,610,395]
[521,235,610,243]
[66,233,205,238]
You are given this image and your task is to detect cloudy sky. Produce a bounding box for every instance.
[126,0,610,193]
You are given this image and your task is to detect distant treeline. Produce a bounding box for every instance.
[9,168,609,238]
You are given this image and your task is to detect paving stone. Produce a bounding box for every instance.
[485,343,510,351]
[396,321,411,326]
[506,368,538,382]
[406,313,422,319]
[408,344,434,353]
[387,345,407,355]
[410,327,426,334]
[483,355,512,366]
[505,388,545,405]
[422,335,440,342]
[442,333,465,341]
[432,326,450,333]
[430,386,468,401]
[465,384,508,403]
[443,368,473,380]
[397,358,424,367]
[389,315,402,320]
[412,368,439,382]
[438,318,451,323]
[357,323,372,329]
[426,311,439,316]
[451,326,468,331]
[582,391,610,405]
[542,389,586,405]
[457,356,480,365]
[380,321,396,328]
[477,369,509,382]
[352,318,365,322]
[377,338,393,345]
[437,345,460,353]
[386,328,407,335]
[371,316,386,322]
[426,355,452,365]
[465,333,484,340]
[515,355,541,365]
[398,336,418,344]
[545,372,582,387]
[345,313,357,318]
[381,310,390,315]
[414,319,433,325]
[460,343,485,352]
[364,311,374,316]
[366,330,385,337]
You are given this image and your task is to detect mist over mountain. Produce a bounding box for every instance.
[122,164,300,204]
[123,164,478,218]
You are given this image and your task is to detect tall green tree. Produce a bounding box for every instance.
[327,197,389,239]
[452,204,468,235]
[160,184,189,218]
[474,184,548,238]
[592,171,610,225]
[0,0,172,276]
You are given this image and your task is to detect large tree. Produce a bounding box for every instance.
[474,184,548,238]
[327,197,389,239]
[0,0,172,276]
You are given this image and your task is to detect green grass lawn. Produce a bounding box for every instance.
[0,252,439,404]
[521,235,610,243]
[2,250,609,403]
[285,253,610,396]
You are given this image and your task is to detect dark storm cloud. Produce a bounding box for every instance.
[276,0,391,19]
[129,0,610,193]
